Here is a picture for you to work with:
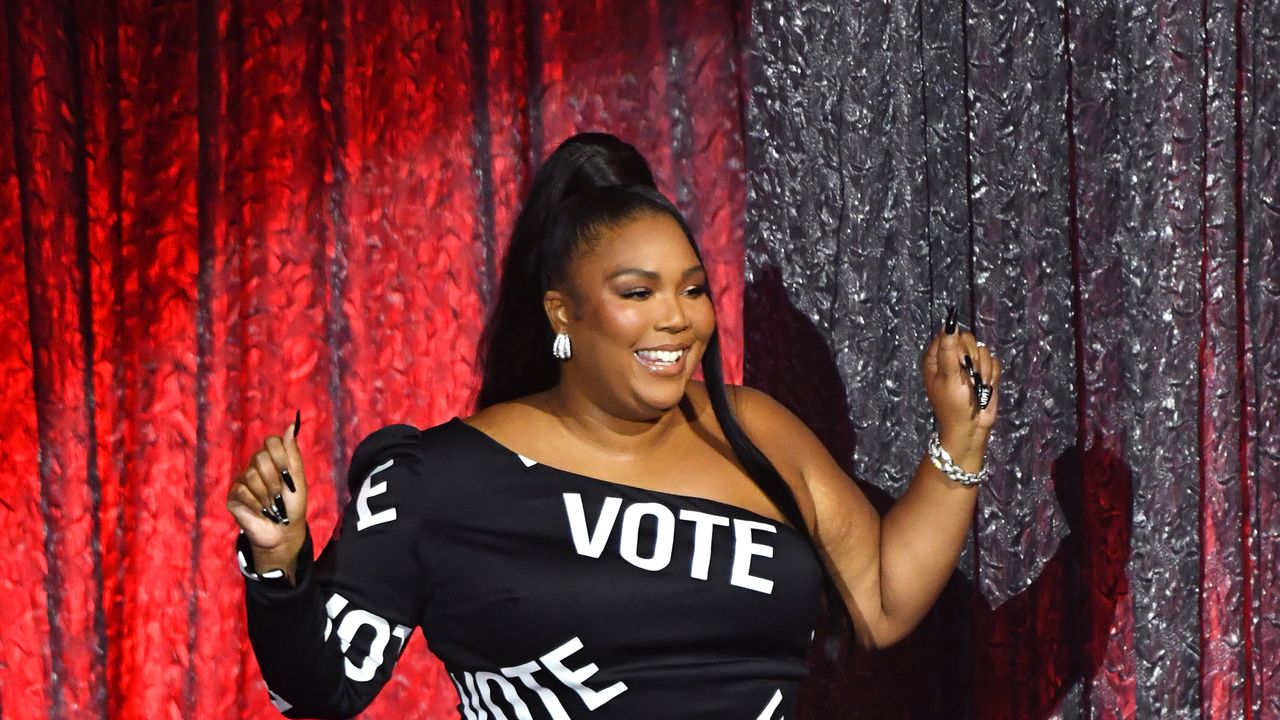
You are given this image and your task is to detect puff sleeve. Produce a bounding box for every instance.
[238,424,432,718]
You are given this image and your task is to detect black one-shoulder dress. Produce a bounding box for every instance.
[239,418,823,719]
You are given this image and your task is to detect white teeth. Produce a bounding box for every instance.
[636,349,683,364]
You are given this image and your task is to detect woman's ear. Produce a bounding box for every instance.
[543,289,571,334]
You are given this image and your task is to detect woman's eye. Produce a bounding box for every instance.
[684,284,708,297]
[621,288,653,299]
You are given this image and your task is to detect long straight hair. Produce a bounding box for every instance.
[475,134,849,656]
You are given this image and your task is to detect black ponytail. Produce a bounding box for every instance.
[476,133,656,410]
[475,133,850,658]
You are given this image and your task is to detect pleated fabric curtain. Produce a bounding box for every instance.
[0,0,747,717]
[745,0,1279,719]
[2,0,1278,719]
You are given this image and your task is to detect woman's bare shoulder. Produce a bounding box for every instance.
[685,382,811,473]
[687,381,803,435]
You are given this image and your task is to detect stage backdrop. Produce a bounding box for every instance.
[743,1,1279,718]
[0,0,1275,718]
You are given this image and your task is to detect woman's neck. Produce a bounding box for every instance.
[543,383,685,459]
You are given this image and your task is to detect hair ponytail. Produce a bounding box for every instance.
[476,133,656,409]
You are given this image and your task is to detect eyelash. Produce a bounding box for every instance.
[621,285,708,300]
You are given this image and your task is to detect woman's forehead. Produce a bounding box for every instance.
[574,211,700,273]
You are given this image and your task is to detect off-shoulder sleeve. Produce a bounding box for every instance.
[239,424,431,718]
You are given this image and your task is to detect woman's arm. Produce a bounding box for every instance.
[228,423,430,718]
[737,325,999,650]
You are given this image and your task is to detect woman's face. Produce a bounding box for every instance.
[546,209,716,420]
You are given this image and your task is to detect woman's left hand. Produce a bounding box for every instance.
[920,313,1001,461]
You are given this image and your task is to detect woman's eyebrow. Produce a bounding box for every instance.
[606,267,659,281]
[605,265,705,281]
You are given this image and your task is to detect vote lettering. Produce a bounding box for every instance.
[561,492,777,594]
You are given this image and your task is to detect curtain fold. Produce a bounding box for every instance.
[744,0,1278,718]
[0,0,747,717]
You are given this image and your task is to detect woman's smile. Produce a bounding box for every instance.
[633,344,690,376]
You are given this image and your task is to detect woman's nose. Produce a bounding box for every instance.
[654,292,692,332]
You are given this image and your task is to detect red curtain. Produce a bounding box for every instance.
[0,0,745,717]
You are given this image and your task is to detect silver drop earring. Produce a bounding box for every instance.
[552,332,572,360]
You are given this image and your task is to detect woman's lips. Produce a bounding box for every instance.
[634,347,687,376]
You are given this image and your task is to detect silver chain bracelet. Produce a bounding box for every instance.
[927,431,989,486]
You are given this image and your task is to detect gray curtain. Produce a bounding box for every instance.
[742,0,1280,717]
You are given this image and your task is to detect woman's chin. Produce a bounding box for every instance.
[632,381,691,415]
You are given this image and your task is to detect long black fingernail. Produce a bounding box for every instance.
[945,305,958,334]
[963,354,976,379]
[977,384,993,409]
[273,495,288,522]
[261,506,281,524]
[283,410,300,494]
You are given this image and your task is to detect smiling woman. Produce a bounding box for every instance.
[226,132,1001,719]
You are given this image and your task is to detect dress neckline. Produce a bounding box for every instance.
[448,417,807,539]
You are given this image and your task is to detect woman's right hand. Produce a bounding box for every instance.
[226,415,308,582]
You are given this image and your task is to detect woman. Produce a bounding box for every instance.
[227,133,1000,719]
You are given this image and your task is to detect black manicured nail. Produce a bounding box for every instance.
[282,409,300,494]
[977,384,993,410]
[964,354,986,409]
[273,495,288,522]
[945,305,958,334]
[261,506,281,524]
